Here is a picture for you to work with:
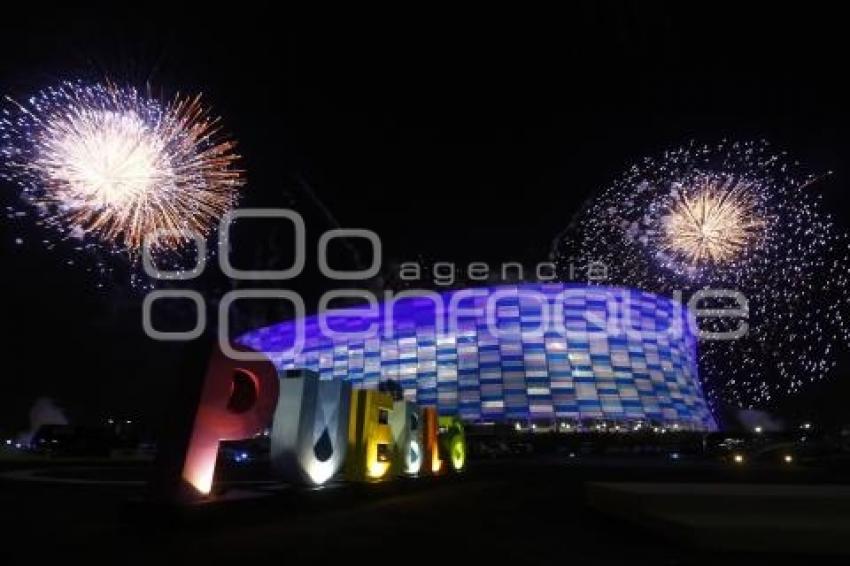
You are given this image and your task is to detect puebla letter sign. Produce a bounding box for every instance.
[177,344,466,498]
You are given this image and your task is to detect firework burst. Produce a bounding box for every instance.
[554,140,850,407]
[1,81,243,262]
[661,176,764,266]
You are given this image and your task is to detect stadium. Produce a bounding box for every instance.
[238,284,717,431]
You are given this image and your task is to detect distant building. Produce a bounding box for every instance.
[239,284,716,430]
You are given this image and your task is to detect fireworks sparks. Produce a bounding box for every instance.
[1,81,243,261]
[661,177,764,265]
[554,140,850,407]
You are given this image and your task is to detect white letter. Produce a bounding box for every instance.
[318,228,382,280]
[688,289,749,341]
[433,262,455,286]
[318,290,379,341]
[467,262,489,281]
[398,262,421,281]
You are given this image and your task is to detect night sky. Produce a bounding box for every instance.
[1,3,849,432]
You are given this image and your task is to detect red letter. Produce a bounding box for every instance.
[181,345,279,495]
[422,407,443,475]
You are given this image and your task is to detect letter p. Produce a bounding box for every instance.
[181,344,280,495]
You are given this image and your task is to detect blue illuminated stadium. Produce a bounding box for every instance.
[238,284,716,430]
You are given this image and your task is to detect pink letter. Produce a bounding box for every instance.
[181,344,279,495]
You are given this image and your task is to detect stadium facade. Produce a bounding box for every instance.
[238,284,716,431]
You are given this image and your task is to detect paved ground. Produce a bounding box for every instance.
[1,456,848,565]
